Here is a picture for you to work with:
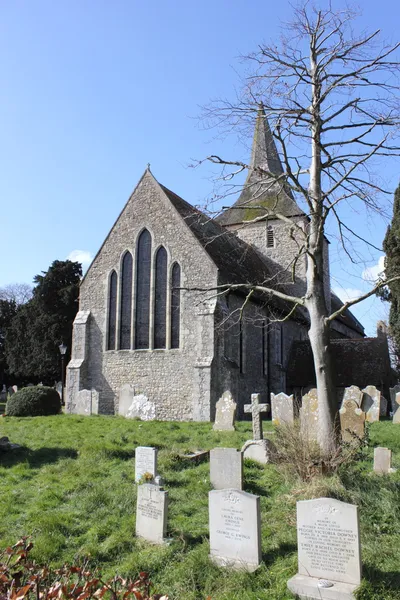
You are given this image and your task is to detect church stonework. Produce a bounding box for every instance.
[67,107,365,421]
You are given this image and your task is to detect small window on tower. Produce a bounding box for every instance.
[267,225,274,248]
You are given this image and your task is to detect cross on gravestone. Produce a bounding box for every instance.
[244,394,269,440]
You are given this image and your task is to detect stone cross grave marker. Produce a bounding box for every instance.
[135,446,158,482]
[209,489,261,571]
[210,448,243,490]
[362,385,381,423]
[299,388,318,441]
[339,397,365,443]
[136,483,168,544]
[213,391,237,431]
[287,497,361,600]
[373,447,395,474]
[393,392,400,424]
[244,393,269,440]
[271,392,295,426]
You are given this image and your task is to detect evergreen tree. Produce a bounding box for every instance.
[0,299,18,385]
[5,260,82,384]
[383,184,400,367]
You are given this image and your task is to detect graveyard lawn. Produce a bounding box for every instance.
[0,416,399,600]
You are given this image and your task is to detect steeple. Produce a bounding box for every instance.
[216,104,303,227]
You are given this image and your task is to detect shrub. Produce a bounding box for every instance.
[6,386,61,417]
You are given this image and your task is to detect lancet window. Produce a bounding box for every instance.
[154,246,168,349]
[135,229,152,349]
[119,252,133,349]
[107,270,118,350]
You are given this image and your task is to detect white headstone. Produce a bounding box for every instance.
[393,392,400,423]
[362,386,381,423]
[213,391,237,431]
[271,392,295,425]
[389,384,400,414]
[135,446,158,482]
[73,389,99,415]
[136,483,168,544]
[373,447,394,474]
[242,438,276,464]
[288,497,361,600]
[209,489,261,572]
[210,448,243,490]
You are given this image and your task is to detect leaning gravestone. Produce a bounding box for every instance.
[299,388,318,441]
[210,448,243,490]
[393,392,400,424]
[340,398,365,443]
[213,391,237,431]
[287,497,361,600]
[209,489,261,571]
[362,385,381,423]
[136,483,168,544]
[271,392,295,426]
[244,393,269,440]
[373,447,395,474]
[343,385,363,408]
[135,446,158,482]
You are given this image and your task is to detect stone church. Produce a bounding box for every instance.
[66,106,367,420]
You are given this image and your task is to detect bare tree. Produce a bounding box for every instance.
[0,283,33,305]
[200,4,400,452]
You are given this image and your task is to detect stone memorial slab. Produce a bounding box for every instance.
[271,392,295,426]
[209,489,261,571]
[244,393,269,440]
[299,388,318,441]
[210,448,243,490]
[135,446,158,482]
[389,385,400,415]
[12,385,18,393]
[242,438,276,464]
[373,447,395,474]
[136,483,168,544]
[339,399,365,443]
[73,389,99,415]
[393,392,400,424]
[380,395,388,417]
[213,391,237,431]
[287,497,361,600]
[343,385,363,408]
[362,386,381,423]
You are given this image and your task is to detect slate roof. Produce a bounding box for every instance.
[331,293,365,336]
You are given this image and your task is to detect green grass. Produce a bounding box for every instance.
[0,416,399,599]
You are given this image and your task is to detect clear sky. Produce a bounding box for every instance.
[1,0,399,335]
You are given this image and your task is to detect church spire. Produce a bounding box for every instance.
[249,103,283,176]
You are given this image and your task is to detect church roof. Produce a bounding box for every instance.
[330,293,365,336]
[216,105,304,227]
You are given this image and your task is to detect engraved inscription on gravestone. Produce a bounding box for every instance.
[135,483,168,544]
[209,489,261,571]
[135,446,158,482]
[297,498,361,586]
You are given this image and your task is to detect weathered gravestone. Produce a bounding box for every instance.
[213,391,237,431]
[299,388,318,441]
[135,446,158,482]
[73,389,99,415]
[55,382,62,398]
[209,489,261,571]
[393,392,400,424]
[210,448,243,490]
[136,483,168,544]
[287,497,361,600]
[0,385,6,402]
[118,384,156,420]
[241,438,276,464]
[339,397,365,443]
[12,385,17,394]
[244,393,269,440]
[389,384,400,415]
[373,447,395,474]
[271,392,295,426]
[343,385,363,407]
[362,385,381,423]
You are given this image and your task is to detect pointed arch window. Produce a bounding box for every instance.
[107,270,118,350]
[154,246,168,349]
[119,252,133,349]
[135,229,152,349]
[170,262,181,349]
[267,225,274,248]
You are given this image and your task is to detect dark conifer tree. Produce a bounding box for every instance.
[383,184,400,367]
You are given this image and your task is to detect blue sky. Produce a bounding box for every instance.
[1,0,399,335]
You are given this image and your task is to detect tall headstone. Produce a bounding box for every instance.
[210,448,243,490]
[299,388,318,441]
[271,392,295,425]
[136,483,168,544]
[373,447,395,474]
[73,389,99,415]
[244,393,269,440]
[213,391,237,431]
[209,489,261,571]
[389,384,400,415]
[343,385,363,408]
[287,497,361,600]
[362,385,381,423]
[339,398,365,443]
[393,392,400,424]
[135,446,158,482]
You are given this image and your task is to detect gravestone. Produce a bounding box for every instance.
[73,389,99,415]
[12,385,18,393]
[380,395,388,417]
[55,382,62,398]
[244,393,269,440]
[136,483,168,544]
[373,447,395,474]
[393,392,400,424]
[0,385,6,402]
[242,438,276,464]
[299,388,318,441]
[213,391,237,431]
[271,392,295,425]
[210,448,243,490]
[287,497,361,600]
[7,386,14,397]
[209,489,261,571]
[389,384,400,415]
[362,385,381,423]
[135,446,158,482]
[118,384,156,420]
[339,398,365,443]
[343,385,363,407]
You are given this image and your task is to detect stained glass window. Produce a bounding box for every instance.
[154,246,167,349]
[107,270,117,350]
[170,262,181,349]
[119,252,133,349]
[135,230,152,349]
